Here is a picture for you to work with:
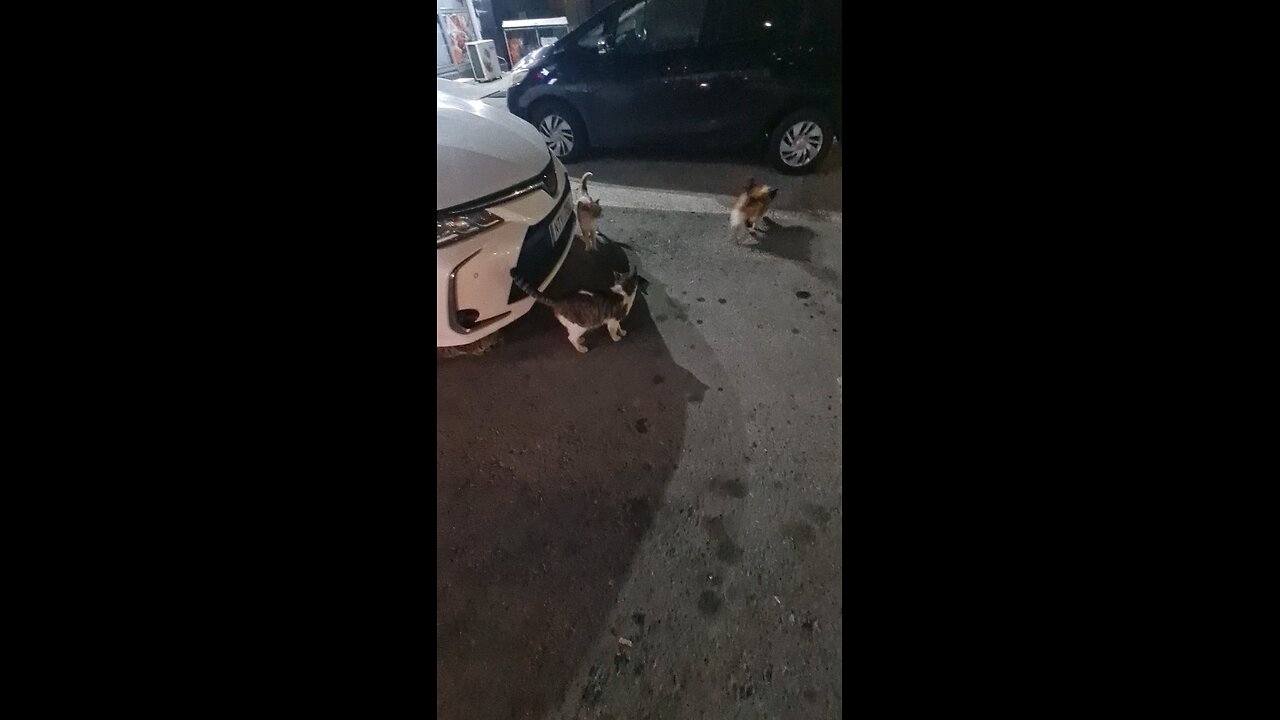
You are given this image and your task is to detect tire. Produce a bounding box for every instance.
[532,101,588,163]
[767,109,834,175]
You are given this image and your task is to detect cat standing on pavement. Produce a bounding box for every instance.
[729,178,779,244]
[577,171,603,251]
[510,267,639,353]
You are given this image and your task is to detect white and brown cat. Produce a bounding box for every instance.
[729,178,779,244]
[576,171,603,251]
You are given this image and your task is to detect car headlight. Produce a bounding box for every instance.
[510,68,528,85]
[437,209,503,247]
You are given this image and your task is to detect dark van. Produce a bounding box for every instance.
[506,0,840,175]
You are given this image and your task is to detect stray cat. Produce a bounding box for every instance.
[510,266,639,353]
[577,171,603,251]
[729,178,779,244]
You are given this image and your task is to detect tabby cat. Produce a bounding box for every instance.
[510,267,639,353]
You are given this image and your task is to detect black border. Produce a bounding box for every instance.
[83,1,1195,713]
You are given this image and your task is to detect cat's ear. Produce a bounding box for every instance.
[745,177,757,191]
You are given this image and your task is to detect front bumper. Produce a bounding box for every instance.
[436,161,578,348]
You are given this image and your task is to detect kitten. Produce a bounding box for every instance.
[729,178,779,244]
[510,267,639,353]
[576,171,603,251]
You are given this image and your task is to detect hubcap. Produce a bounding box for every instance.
[538,114,575,157]
[779,121,824,167]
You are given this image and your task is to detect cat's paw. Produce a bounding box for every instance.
[574,343,589,353]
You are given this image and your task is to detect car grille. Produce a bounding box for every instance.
[437,153,558,219]
[508,179,574,304]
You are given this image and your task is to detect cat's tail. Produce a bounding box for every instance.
[580,171,593,200]
[509,269,556,305]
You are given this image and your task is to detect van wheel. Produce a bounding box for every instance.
[767,109,833,175]
[533,102,588,163]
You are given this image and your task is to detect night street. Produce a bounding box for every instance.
[437,149,843,719]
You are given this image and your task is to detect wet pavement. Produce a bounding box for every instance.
[438,165,842,719]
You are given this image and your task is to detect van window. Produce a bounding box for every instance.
[703,0,834,48]
[613,0,708,54]
[704,0,771,46]
[614,1,649,53]
[576,17,606,49]
[646,0,708,51]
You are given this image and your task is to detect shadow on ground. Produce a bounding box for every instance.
[745,220,818,264]
[437,240,708,720]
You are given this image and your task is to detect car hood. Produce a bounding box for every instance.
[436,88,550,212]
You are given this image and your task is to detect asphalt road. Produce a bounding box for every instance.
[438,152,842,720]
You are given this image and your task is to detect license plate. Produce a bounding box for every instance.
[548,197,574,242]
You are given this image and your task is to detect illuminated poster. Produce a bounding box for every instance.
[507,35,525,65]
[441,13,472,65]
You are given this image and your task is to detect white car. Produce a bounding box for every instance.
[436,80,578,347]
